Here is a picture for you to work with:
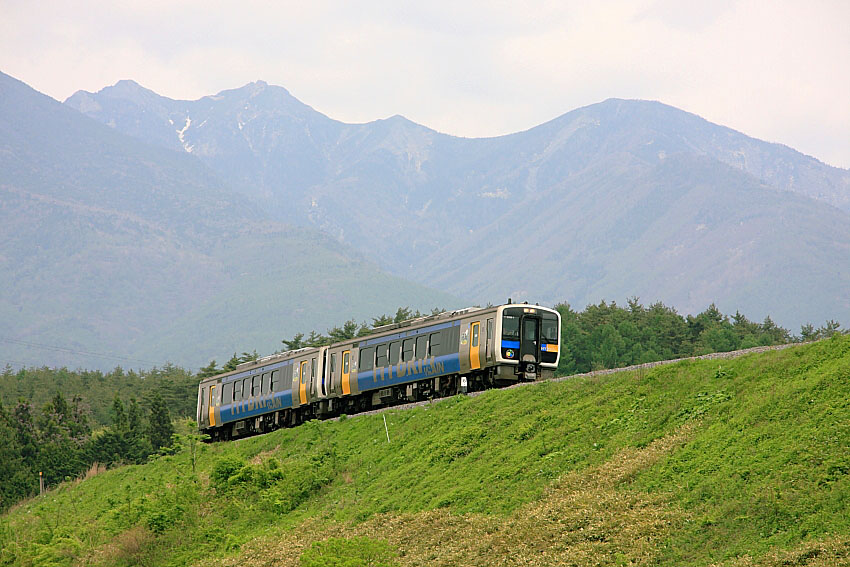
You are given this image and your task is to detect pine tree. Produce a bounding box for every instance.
[127,398,141,437]
[198,359,220,378]
[222,353,241,372]
[147,392,174,451]
[371,314,394,328]
[281,333,305,352]
[111,396,128,433]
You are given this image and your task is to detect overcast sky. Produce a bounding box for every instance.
[2,0,849,168]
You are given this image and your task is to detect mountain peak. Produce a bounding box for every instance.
[64,79,168,109]
[113,78,143,89]
[100,79,161,100]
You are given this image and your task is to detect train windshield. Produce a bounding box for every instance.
[502,314,520,340]
[541,314,559,343]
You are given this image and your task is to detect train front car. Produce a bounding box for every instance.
[494,304,561,382]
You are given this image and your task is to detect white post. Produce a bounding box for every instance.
[383,414,390,443]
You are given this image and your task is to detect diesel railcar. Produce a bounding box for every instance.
[197,302,561,440]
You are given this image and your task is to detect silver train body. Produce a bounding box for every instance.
[197,303,561,440]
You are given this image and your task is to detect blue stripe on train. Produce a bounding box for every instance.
[501,340,520,349]
[357,353,461,392]
[216,352,462,426]
[218,389,292,425]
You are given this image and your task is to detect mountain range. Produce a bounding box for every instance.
[0,72,459,370]
[1,70,848,370]
[66,79,850,321]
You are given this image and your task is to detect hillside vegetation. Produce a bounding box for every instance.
[2,335,849,566]
[1,299,813,513]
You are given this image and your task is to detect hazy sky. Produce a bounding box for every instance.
[2,0,849,168]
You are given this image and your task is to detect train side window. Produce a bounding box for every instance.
[389,341,400,365]
[429,332,441,356]
[472,323,480,347]
[311,358,317,380]
[233,380,241,402]
[343,351,350,374]
[415,335,427,359]
[402,338,414,362]
[271,370,280,392]
[376,343,388,367]
[252,375,261,396]
[330,353,337,374]
[223,382,233,403]
[359,347,374,371]
[242,378,250,399]
[262,372,270,394]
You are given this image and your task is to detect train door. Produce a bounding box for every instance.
[341,350,351,395]
[208,384,218,427]
[519,316,540,364]
[197,386,204,425]
[309,356,318,399]
[469,321,481,370]
[329,351,338,395]
[486,318,494,363]
[319,348,329,399]
[299,360,308,404]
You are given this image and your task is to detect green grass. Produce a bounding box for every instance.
[2,335,849,566]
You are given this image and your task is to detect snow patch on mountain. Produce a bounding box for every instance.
[176,117,193,153]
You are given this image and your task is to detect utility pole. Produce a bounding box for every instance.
[39,471,43,495]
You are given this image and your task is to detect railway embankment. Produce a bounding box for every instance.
[2,335,848,567]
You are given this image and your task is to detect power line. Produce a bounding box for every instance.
[0,337,160,366]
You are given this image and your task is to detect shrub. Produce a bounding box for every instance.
[300,536,397,567]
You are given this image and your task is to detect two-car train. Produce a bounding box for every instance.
[197,302,561,441]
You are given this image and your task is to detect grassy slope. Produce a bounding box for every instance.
[2,336,848,566]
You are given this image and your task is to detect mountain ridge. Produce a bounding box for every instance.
[0,71,462,370]
[3,70,848,371]
[61,77,850,331]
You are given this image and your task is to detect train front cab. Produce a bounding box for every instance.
[494,305,560,382]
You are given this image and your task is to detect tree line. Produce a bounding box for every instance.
[0,391,175,512]
[0,363,198,426]
[555,299,841,374]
